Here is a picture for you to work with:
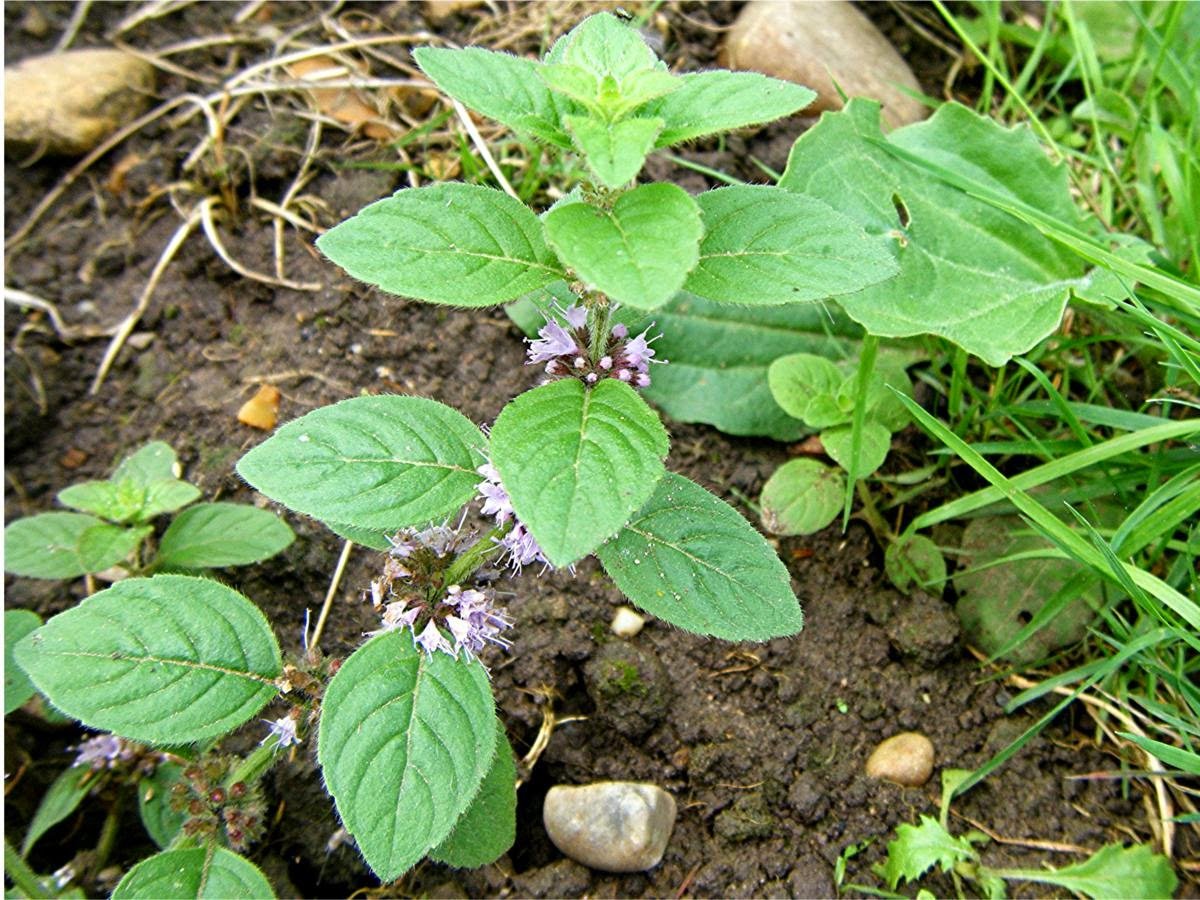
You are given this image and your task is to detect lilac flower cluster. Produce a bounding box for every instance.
[527,303,664,389]
[74,733,138,770]
[477,462,550,572]
[261,713,301,748]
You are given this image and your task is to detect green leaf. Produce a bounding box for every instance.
[551,12,658,80]
[597,472,802,640]
[760,458,844,536]
[5,513,114,579]
[490,379,669,567]
[1116,732,1200,776]
[21,763,95,856]
[138,762,187,849]
[885,534,947,594]
[564,115,663,188]
[685,186,899,304]
[429,719,517,868]
[57,480,142,522]
[112,846,275,899]
[882,815,977,890]
[767,353,844,422]
[237,395,485,532]
[413,47,575,148]
[316,183,563,307]
[1003,843,1176,899]
[781,100,1087,366]
[5,609,42,714]
[821,421,892,479]
[323,521,392,551]
[113,442,180,486]
[77,523,151,572]
[317,629,497,882]
[156,503,294,569]
[136,479,202,522]
[646,70,816,146]
[15,575,281,745]
[544,184,702,310]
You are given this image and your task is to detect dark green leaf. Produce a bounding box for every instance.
[156,503,294,569]
[112,846,275,899]
[5,609,42,714]
[821,421,892,479]
[429,719,517,868]
[138,762,187,849]
[21,763,95,856]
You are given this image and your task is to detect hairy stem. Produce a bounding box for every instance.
[585,296,613,363]
[443,525,509,587]
[4,839,52,899]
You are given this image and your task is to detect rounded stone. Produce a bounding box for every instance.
[720,1,927,131]
[543,782,677,873]
[865,732,935,786]
[5,49,155,157]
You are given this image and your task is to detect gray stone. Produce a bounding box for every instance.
[865,732,935,786]
[543,782,676,873]
[720,1,927,131]
[5,49,155,156]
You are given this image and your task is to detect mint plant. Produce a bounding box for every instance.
[3,441,294,580]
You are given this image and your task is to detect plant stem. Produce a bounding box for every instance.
[842,333,879,529]
[93,797,121,873]
[4,839,52,899]
[585,295,613,363]
[443,526,509,587]
[854,479,893,542]
[308,539,354,656]
[226,740,281,790]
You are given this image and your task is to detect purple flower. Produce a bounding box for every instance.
[368,601,421,636]
[527,319,581,364]
[611,322,628,339]
[475,462,551,572]
[622,331,656,368]
[74,733,135,769]
[443,585,514,658]
[262,714,301,748]
[414,619,454,657]
[563,304,588,329]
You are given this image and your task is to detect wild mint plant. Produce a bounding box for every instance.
[3,441,294,580]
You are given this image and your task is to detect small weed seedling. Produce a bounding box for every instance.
[3,441,294,581]
[10,13,844,891]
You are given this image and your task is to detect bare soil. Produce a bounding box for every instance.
[4,3,1184,898]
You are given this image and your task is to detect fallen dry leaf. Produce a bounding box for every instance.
[237,384,281,431]
[287,55,397,140]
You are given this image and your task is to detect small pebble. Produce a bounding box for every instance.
[543,782,676,873]
[126,332,155,351]
[865,732,934,786]
[611,606,645,638]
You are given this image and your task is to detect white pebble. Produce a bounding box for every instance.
[611,606,646,638]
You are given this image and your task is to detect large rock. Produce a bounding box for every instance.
[543,782,676,872]
[5,49,155,157]
[720,1,927,130]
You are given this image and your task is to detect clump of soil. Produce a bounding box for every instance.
[5,3,1185,898]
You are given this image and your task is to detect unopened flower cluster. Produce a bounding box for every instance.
[527,303,663,389]
[73,733,159,776]
[369,525,513,662]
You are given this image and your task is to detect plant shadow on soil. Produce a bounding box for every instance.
[3,2,1179,897]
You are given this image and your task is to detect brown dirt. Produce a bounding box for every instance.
[4,3,1184,898]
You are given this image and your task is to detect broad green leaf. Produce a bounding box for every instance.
[137,479,202,522]
[324,521,392,551]
[113,442,179,485]
[781,100,1087,366]
[821,421,892,479]
[156,503,294,569]
[5,512,109,579]
[317,629,497,882]
[768,353,844,422]
[57,480,141,522]
[564,115,663,188]
[552,12,658,80]
[685,186,899,304]
[597,472,802,640]
[113,847,275,899]
[540,64,604,113]
[237,395,485,532]
[885,534,947,594]
[882,815,977,890]
[429,719,517,868]
[865,358,915,432]
[760,458,844,536]
[490,379,669,567]
[5,609,41,714]
[646,70,816,146]
[544,184,703,310]
[21,763,96,856]
[1005,843,1176,899]
[138,762,187,849]
[316,183,563,307]
[413,47,575,148]
[77,523,151,572]
[15,575,281,745]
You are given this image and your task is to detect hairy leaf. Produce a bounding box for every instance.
[760,458,844,536]
[564,115,663,188]
[5,513,126,579]
[550,12,658,80]
[15,576,281,745]
[429,719,517,868]
[317,183,563,307]
[77,524,151,573]
[113,442,180,485]
[113,846,275,899]
[685,186,899,304]
[5,609,42,714]
[156,503,294,569]
[237,395,485,531]
[490,379,669,567]
[318,630,497,881]
[544,184,703,309]
[597,472,802,639]
[414,47,575,148]
[646,70,815,146]
[781,100,1087,365]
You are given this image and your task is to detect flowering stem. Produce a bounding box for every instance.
[226,738,283,790]
[586,297,612,363]
[443,525,509,587]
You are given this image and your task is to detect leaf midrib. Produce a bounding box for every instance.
[43,649,277,685]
